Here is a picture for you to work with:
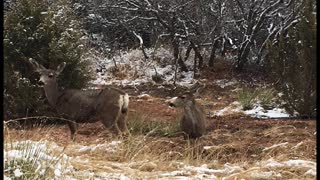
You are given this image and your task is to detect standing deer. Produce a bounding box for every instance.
[29,59,130,141]
[168,84,206,139]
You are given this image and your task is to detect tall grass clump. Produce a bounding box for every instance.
[256,88,276,109]
[237,88,259,110]
[237,87,276,110]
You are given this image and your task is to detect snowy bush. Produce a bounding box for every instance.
[4,0,94,119]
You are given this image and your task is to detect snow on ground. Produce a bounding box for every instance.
[90,48,197,87]
[4,140,316,179]
[4,140,73,179]
[87,47,296,118]
[214,79,238,88]
[243,105,291,118]
[212,101,292,118]
[76,141,122,153]
[213,101,243,116]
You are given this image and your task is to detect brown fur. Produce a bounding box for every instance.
[168,92,206,139]
[29,59,130,140]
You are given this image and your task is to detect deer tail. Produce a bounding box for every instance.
[121,93,129,113]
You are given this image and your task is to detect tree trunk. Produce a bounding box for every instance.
[236,44,251,71]
[190,41,203,69]
[185,44,192,61]
[172,39,188,72]
[209,39,219,68]
[209,46,216,68]
[193,51,198,78]
[178,55,188,72]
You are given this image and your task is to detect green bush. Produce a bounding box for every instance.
[4,0,94,119]
[267,1,316,118]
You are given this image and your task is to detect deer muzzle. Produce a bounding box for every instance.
[167,97,178,107]
[38,77,45,86]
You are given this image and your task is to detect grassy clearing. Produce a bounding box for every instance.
[4,115,316,179]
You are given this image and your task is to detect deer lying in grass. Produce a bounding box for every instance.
[168,84,206,139]
[29,59,130,141]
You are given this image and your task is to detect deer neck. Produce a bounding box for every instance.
[43,82,61,107]
[184,100,196,111]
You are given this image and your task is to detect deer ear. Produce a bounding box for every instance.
[56,62,66,75]
[29,58,46,72]
[193,83,206,97]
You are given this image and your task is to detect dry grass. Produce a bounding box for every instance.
[4,97,316,179]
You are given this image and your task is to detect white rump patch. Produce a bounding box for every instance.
[122,94,129,110]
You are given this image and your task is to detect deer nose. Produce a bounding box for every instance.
[169,102,176,107]
[37,80,44,86]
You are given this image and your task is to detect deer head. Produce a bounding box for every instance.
[29,58,66,86]
[168,82,206,108]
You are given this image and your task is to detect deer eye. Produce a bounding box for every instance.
[48,73,54,78]
[180,95,186,99]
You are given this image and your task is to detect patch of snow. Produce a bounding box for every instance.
[54,169,61,177]
[119,174,130,180]
[304,169,316,176]
[4,140,73,179]
[214,79,238,88]
[250,171,273,179]
[203,146,215,150]
[244,105,290,118]
[137,94,152,99]
[265,159,316,176]
[214,101,242,116]
[284,160,316,168]
[4,175,11,180]
[159,170,192,177]
[78,141,122,153]
[13,169,23,177]
[158,163,242,179]
[265,161,283,167]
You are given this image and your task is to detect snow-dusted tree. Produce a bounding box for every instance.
[267,0,316,118]
[4,0,93,119]
[69,0,305,73]
[85,0,230,73]
[224,0,302,70]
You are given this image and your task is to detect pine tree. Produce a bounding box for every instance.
[268,0,316,118]
[4,0,94,119]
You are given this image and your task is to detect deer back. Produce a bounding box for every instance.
[55,87,127,122]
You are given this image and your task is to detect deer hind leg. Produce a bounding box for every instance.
[117,111,130,136]
[67,121,78,141]
[100,109,122,136]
